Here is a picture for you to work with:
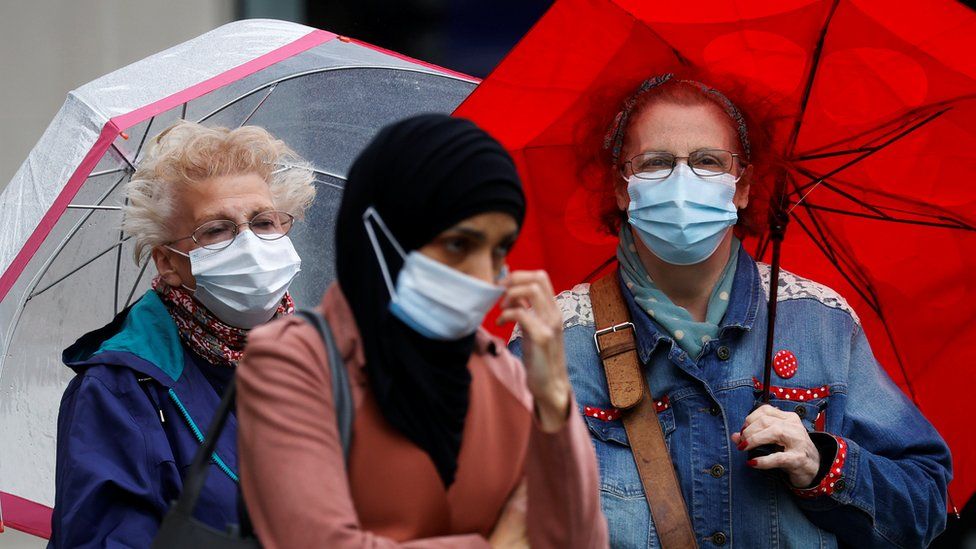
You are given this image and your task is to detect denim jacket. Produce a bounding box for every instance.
[510,247,951,548]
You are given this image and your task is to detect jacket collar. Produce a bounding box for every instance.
[622,241,762,364]
[62,290,185,387]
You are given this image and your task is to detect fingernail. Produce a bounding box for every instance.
[746,459,758,467]
[737,439,748,451]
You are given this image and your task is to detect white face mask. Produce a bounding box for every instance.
[363,207,505,341]
[169,230,301,329]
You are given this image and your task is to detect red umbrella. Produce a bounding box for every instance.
[456,0,976,510]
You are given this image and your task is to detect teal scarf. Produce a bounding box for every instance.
[617,227,738,359]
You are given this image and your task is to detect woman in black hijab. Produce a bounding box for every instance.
[237,114,608,548]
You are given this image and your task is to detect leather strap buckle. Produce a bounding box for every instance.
[593,321,636,354]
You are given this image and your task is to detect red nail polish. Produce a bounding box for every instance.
[737,439,748,451]
[746,459,758,467]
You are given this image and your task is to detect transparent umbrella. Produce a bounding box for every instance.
[0,19,476,538]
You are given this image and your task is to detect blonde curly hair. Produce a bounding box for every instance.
[123,121,316,263]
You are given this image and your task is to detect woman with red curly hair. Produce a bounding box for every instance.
[509,74,951,547]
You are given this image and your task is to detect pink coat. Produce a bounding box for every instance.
[237,283,608,548]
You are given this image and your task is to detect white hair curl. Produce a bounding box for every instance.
[122,121,316,263]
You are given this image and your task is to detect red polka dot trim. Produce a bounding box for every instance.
[792,436,848,498]
[752,378,830,401]
[584,397,670,421]
[773,349,798,379]
[654,396,670,413]
[584,406,622,421]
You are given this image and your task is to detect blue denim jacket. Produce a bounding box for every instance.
[510,247,951,548]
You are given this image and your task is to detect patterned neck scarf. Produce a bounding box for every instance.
[617,227,738,359]
[152,277,295,368]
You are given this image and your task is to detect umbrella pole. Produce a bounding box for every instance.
[749,206,789,459]
[761,217,786,405]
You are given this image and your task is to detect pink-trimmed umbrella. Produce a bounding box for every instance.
[0,19,476,540]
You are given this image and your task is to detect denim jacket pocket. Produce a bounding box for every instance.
[760,393,829,433]
[583,404,676,447]
[583,405,675,548]
[583,404,678,492]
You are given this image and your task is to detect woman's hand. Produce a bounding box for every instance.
[497,270,571,433]
[732,405,820,487]
[488,481,529,549]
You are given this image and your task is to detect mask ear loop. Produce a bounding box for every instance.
[161,245,199,293]
[362,206,407,302]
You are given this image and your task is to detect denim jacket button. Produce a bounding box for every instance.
[834,478,847,493]
[709,406,721,416]
[794,405,807,419]
[709,464,726,478]
[717,346,731,361]
[711,531,728,545]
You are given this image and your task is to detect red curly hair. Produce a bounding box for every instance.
[577,70,786,239]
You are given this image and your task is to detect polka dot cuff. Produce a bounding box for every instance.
[792,435,848,498]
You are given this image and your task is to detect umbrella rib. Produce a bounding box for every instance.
[803,184,873,294]
[784,0,841,160]
[239,83,277,128]
[789,211,880,316]
[133,116,155,163]
[620,6,691,66]
[88,167,127,179]
[114,197,128,314]
[23,172,130,302]
[792,166,973,226]
[796,95,974,158]
[66,204,123,211]
[110,142,137,173]
[793,165,888,217]
[181,102,188,120]
[196,65,476,125]
[788,108,949,213]
[796,195,877,302]
[28,237,133,301]
[273,163,347,189]
[799,202,976,231]
[124,255,152,309]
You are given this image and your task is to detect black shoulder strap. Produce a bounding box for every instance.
[295,309,354,460]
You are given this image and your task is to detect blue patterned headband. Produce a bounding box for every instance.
[603,73,751,165]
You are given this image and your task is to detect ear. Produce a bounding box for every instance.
[152,246,184,288]
[614,174,631,212]
[733,164,753,210]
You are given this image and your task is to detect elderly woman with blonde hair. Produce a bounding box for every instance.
[49,121,315,548]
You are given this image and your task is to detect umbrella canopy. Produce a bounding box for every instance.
[454,0,976,508]
[0,19,475,538]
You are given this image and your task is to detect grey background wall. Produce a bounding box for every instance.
[0,0,235,193]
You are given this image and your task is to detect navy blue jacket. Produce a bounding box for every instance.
[49,290,241,548]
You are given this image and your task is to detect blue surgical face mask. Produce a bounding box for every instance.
[363,207,505,341]
[627,162,739,265]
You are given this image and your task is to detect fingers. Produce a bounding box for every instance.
[496,307,556,344]
[501,271,557,316]
[742,422,806,452]
[737,405,805,450]
[504,269,555,297]
[747,448,807,471]
[501,284,556,321]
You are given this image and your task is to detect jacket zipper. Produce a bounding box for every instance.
[167,388,239,483]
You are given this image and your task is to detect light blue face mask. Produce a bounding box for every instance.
[363,207,506,341]
[627,162,739,265]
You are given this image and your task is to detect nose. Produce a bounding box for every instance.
[467,251,496,284]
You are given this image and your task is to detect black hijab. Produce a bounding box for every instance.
[336,114,525,487]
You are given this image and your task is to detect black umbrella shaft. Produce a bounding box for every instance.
[762,236,783,404]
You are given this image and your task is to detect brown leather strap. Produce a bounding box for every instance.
[591,274,698,549]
